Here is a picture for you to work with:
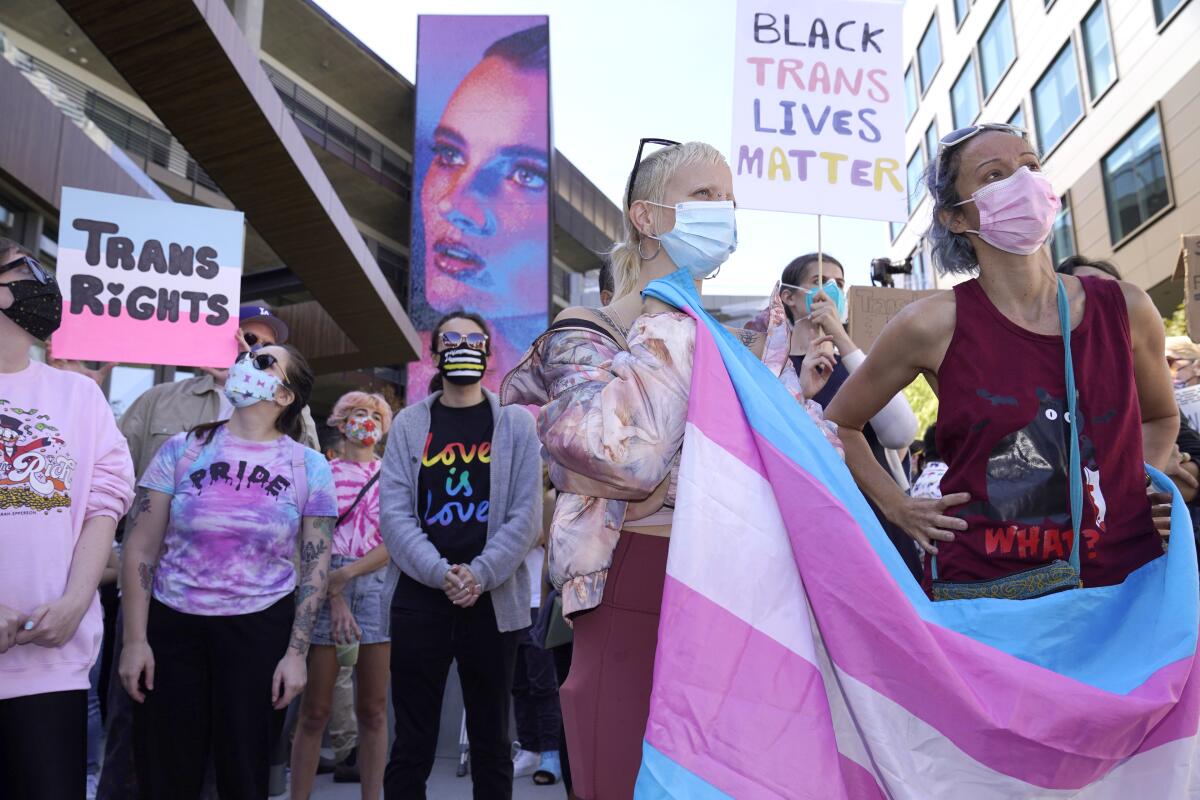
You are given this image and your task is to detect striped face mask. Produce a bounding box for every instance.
[438,346,487,386]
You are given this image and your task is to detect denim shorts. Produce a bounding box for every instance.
[311,554,391,646]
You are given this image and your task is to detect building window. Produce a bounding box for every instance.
[1081,1,1117,101]
[978,1,1016,99]
[907,147,926,215]
[910,247,928,290]
[954,0,970,27]
[1154,0,1189,26]
[108,366,155,419]
[924,119,939,163]
[905,64,919,124]
[1009,105,1027,133]
[1032,41,1084,154]
[951,59,980,129]
[0,199,19,237]
[890,221,904,243]
[1102,110,1172,244]
[918,15,942,94]
[1049,195,1076,265]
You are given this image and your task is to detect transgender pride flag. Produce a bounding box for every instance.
[634,269,1200,798]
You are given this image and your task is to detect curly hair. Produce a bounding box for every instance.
[328,391,394,436]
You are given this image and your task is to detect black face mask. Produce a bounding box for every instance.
[437,346,487,386]
[2,278,62,341]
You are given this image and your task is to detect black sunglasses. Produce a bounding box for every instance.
[0,255,51,285]
[439,331,489,352]
[625,138,681,211]
[236,350,291,386]
[242,331,275,350]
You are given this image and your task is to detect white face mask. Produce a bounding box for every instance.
[646,200,738,280]
[224,357,284,408]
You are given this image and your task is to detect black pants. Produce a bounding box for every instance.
[132,596,292,800]
[99,610,137,800]
[0,689,85,800]
[512,614,562,753]
[385,594,520,800]
[552,642,573,796]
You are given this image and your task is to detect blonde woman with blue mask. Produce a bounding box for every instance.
[503,140,841,799]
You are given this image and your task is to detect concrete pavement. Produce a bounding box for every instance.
[308,756,564,799]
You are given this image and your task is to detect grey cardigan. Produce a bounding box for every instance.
[380,389,541,633]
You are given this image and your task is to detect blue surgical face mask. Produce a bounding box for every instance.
[224,357,284,408]
[647,200,737,280]
[784,280,848,323]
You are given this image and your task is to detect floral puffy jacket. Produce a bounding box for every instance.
[501,291,841,616]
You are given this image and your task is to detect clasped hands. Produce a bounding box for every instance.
[443,564,482,608]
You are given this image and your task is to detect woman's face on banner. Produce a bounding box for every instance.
[421,55,549,318]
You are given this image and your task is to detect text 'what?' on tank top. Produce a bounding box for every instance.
[932,276,1159,589]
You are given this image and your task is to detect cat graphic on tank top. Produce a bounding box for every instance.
[961,388,1105,529]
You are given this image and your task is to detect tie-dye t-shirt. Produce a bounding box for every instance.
[331,459,382,558]
[139,426,337,616]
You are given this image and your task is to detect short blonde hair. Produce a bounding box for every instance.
[1166,336,1200,363]
[608,141,728,299]
[328,391,394,435]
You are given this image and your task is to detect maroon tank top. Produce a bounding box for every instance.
[932,276,1159,589]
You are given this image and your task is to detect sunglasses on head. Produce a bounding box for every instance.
[933,123,1027,183]
[0,255,52,284]
[236,349,290,384]
[626,138,682,211]
[439,331,489,352]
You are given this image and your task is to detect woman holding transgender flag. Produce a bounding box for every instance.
[502,139,842,799]
[826,123,1175,599]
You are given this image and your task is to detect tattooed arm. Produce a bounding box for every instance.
[725,326,766,358]
[117,487,172,702]
[271,515,333,709]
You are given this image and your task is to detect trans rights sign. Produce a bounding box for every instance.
[731,0,906,222]
[53,187,244,368]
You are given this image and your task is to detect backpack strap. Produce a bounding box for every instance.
[290,439,310,515]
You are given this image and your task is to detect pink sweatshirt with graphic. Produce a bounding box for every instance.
[0,360,135,700]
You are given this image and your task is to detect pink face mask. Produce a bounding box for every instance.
[955,166,1061,255]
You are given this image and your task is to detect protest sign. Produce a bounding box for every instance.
[52,187,244,368]
[1177,235,1200,340]
[1177,385,1200,435]
[847,285,942,351]
[731,0,906,222]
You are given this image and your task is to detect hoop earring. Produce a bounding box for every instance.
[637,237,661,260]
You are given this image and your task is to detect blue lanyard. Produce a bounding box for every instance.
[1059,277,1083,573]
[931,278,1082,580]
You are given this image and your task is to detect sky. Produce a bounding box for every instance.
[314,0,892,298]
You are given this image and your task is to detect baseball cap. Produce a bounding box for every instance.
[238,305,289,344]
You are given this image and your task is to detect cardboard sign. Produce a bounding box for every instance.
[847,285,943,351]
[1177,385,1200,435]
[53,187,244,368]
[730,0,906,222]
[1177,235,1200,340]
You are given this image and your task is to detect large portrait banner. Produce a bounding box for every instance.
[408,15,551,402]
